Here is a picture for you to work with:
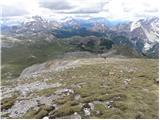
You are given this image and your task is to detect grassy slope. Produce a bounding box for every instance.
[22,58,158,119]
[1,40,76,79]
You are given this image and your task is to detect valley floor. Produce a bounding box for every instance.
[1,58,159,119]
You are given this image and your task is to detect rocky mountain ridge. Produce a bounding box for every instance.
[1,16,159,58]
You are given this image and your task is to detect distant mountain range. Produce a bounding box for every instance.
[1,16,159,58]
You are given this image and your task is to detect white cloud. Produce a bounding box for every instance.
[101,0,159,20]
[0,0,41,17]
[0,0,159,20]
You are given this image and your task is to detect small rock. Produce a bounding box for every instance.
[88,103,94,110]
[96,110,101,115]
[155,78,159,84]
[15,111,18,114]
[33,106,39,111]
[124,80,128,85]
[55,88,74,95]
[125,78,131,82]
[74,94,81,101]
[74,112,78,115]
[107,104,112,108]
[72,112,81,119]
[106,101,113,108]
[83,108,91,116]
[83,103,90,109]
[43,116,49,119]
[109,72,114,75]
[50,106,56,111]
[82,103,92,116]
[57,112,81,119]
[71,84,81,88]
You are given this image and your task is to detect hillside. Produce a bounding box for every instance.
[2,35,143,80]
[1,58,158,119]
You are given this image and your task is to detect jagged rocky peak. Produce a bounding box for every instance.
[32,15,44,22]
[130,17,159,42]
[1,16,159,58]
[130,21,141,32]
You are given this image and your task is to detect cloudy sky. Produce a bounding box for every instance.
[0,0,159,20]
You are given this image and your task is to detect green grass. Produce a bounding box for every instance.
[23,104,55,119]
[51,103,81,118]
[34,88,57,96]
[1,95,18,110]
[2,58,158,119]
[45,58,158,119]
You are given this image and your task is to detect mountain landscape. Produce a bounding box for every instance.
[1,16,159,79]
[0,0,159,119]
